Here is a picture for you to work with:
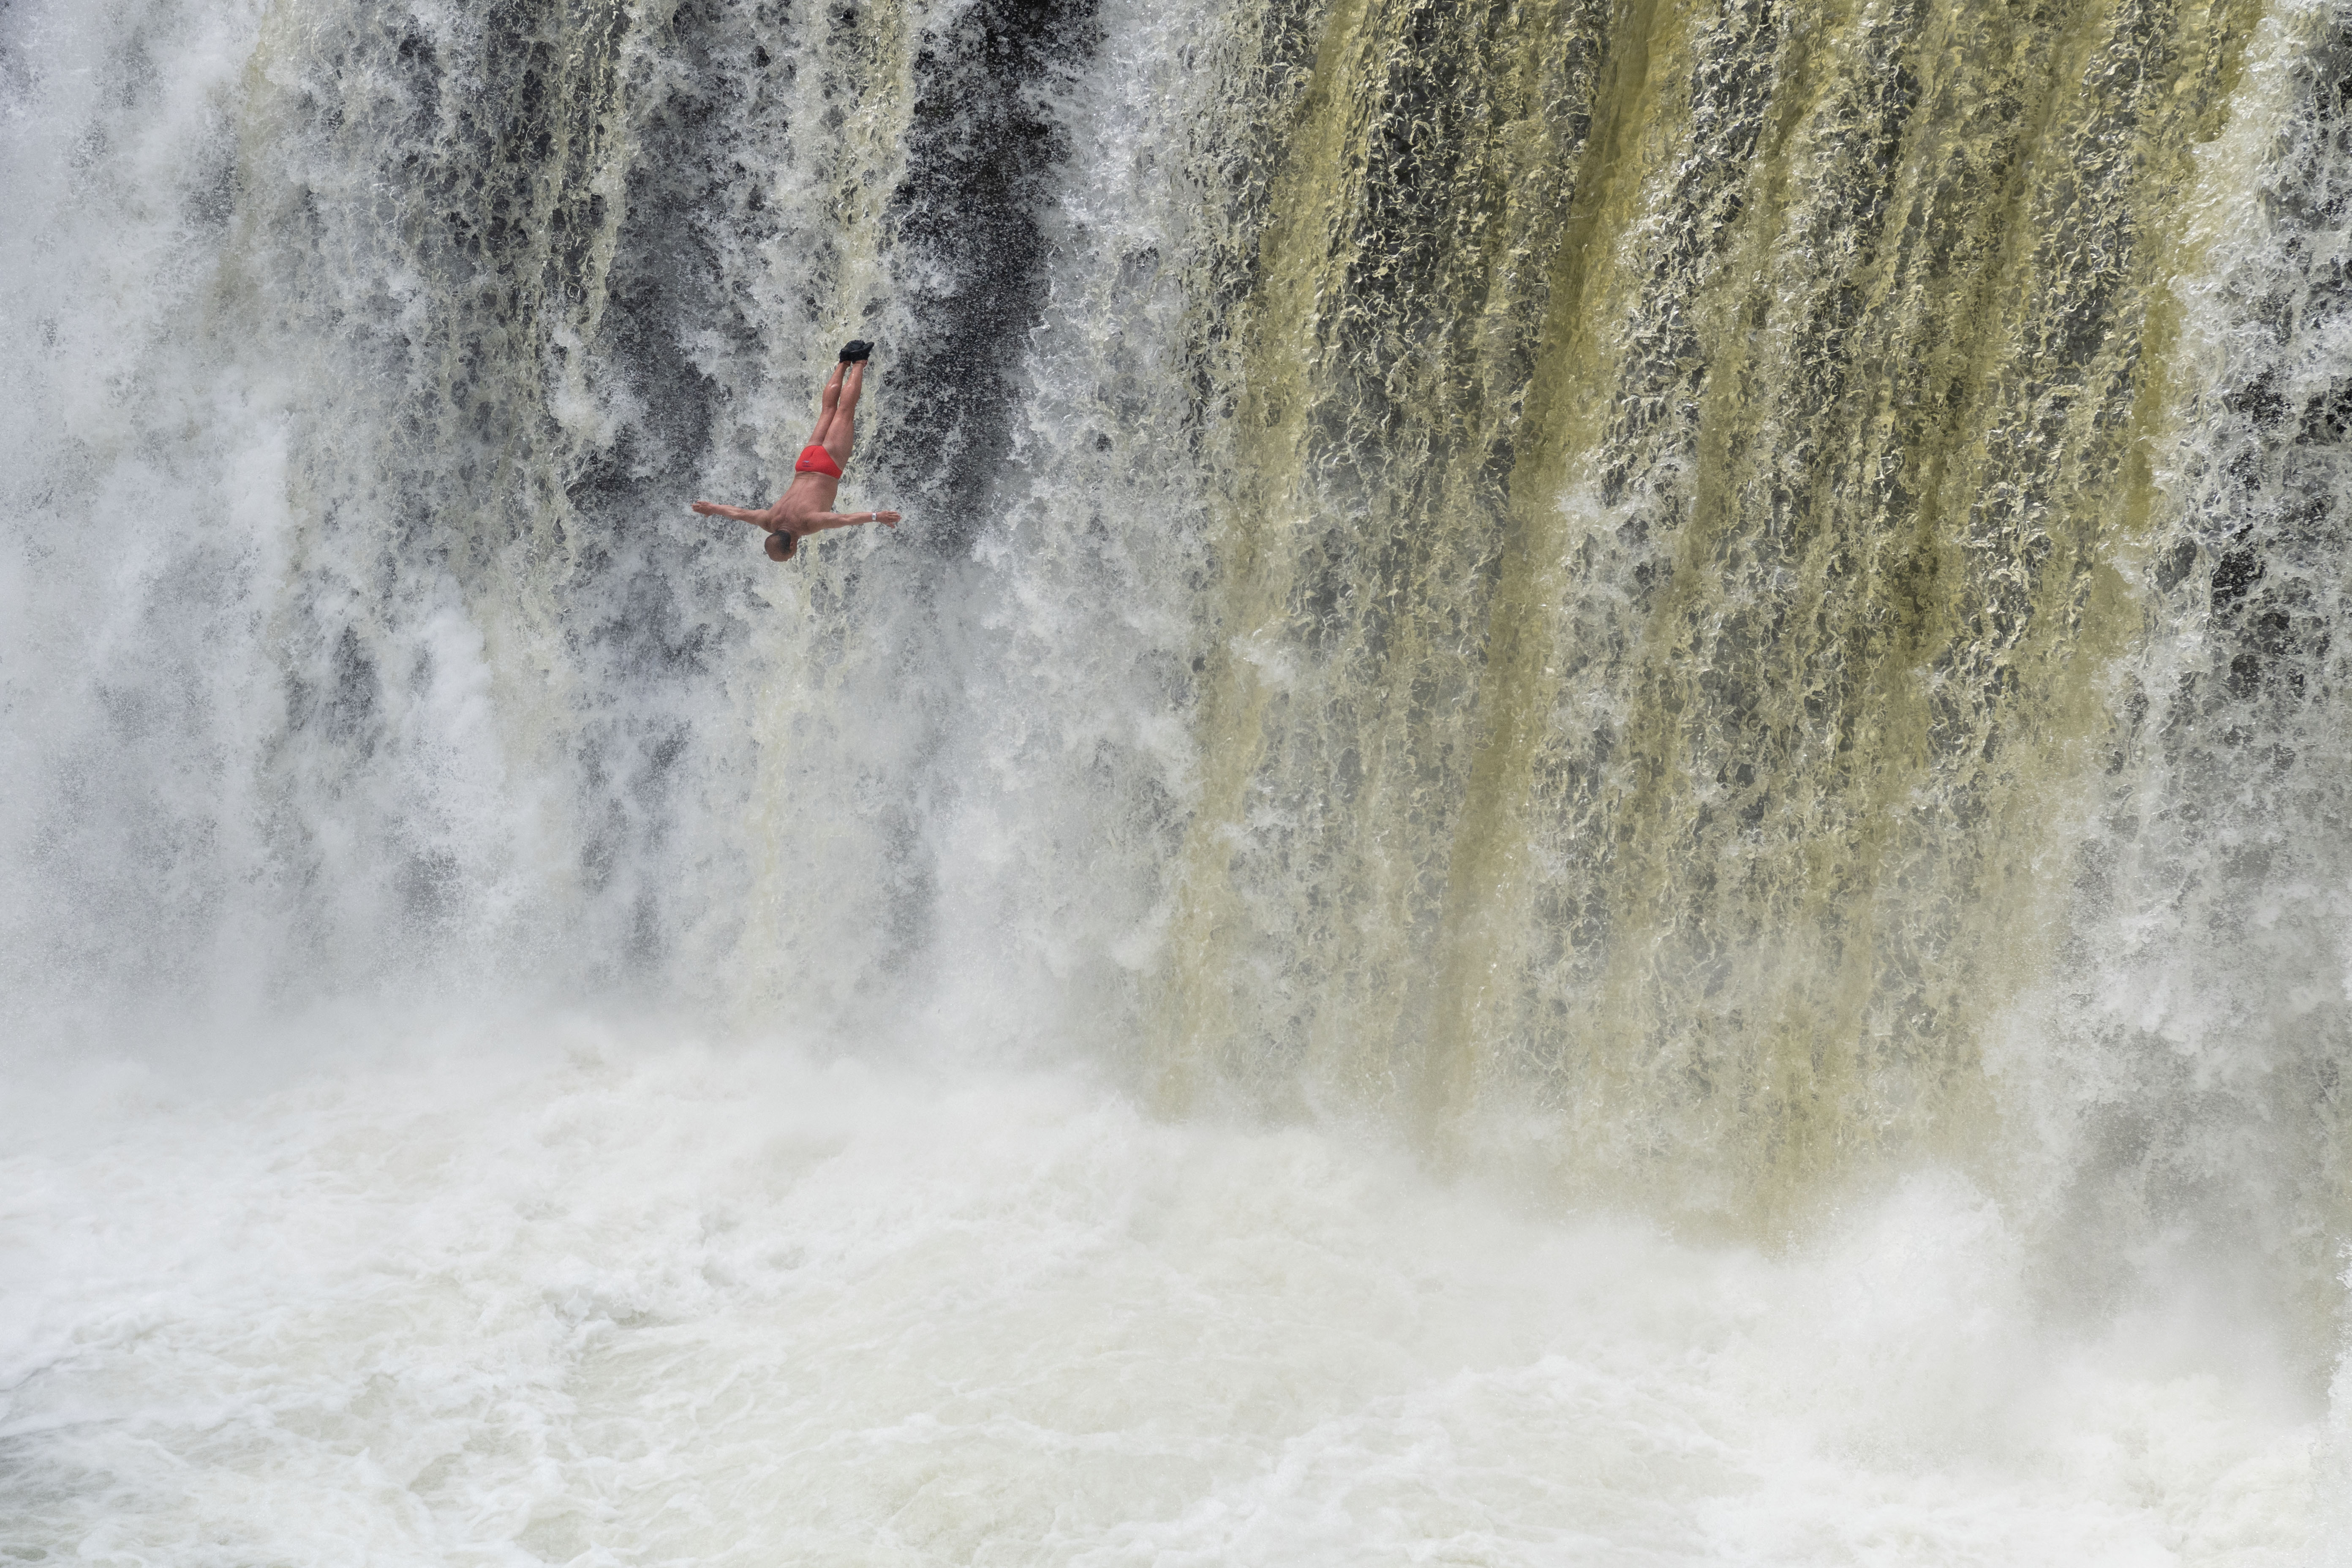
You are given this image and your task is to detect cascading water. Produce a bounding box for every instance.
[4,0,2349,1558]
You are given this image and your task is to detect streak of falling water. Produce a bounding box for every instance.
[1156,0,2352,1334]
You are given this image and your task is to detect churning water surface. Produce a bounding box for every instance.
[1,1020,2334,1563]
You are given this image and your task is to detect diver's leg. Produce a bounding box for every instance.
[821,360,863,466]
[808,362,846,447]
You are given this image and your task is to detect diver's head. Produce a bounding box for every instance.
[765,530,798,563]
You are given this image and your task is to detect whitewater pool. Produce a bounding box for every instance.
[3,1018,2330,1566]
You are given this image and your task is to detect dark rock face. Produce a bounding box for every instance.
[882,0,1101,552]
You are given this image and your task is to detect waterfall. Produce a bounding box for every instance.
[3,0,2348,1556]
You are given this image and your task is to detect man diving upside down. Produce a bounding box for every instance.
[691,340,900,562]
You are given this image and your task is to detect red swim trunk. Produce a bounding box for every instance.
[795,444,843,478]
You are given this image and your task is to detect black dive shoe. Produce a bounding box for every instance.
[839,340,873,362]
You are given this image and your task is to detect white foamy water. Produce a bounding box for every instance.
[0,1021,2333,1565]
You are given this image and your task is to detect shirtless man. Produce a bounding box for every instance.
[691,341,901,562]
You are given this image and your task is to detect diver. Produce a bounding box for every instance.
[691,340,900,562]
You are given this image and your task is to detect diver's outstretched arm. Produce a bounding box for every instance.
[690,499,783,528]
[799,506,899,535]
